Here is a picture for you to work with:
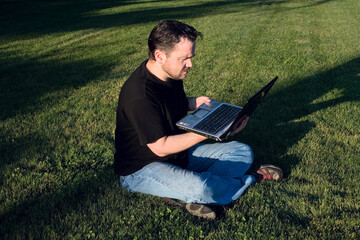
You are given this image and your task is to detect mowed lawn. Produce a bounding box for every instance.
[0,0,359,239]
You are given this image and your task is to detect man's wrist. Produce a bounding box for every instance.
[189,132,208,141]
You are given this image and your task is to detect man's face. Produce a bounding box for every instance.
[162,38,196,80]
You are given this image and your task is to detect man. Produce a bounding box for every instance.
[114,20,282,220]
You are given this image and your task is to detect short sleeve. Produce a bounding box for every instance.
[123,98,167,145]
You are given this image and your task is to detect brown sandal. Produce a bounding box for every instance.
[163,198,216,220]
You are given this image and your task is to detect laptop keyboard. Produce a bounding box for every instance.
[193,104,241,134]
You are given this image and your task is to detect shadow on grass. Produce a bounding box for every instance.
[1,57,358,238]
[0,166,120,238]
[1,0,355,237]
[0,55,117,121]
[236,57,360,176]
[0,0,281,37]
[0,0,337,121]
[0,0,264,122]
[0,0,260,37]
[0,0,337,38]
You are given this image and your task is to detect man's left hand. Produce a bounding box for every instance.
[229,115,249,136]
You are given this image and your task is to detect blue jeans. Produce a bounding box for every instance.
[119,141,256,205]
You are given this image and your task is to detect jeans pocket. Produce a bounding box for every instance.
[119,176,130,188]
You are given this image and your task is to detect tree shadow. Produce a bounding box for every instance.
[0,0,260,38]
[0,0,262,122]
[0,54,117,120]
[1,0,336,38]
[0,166,122,238]
[234,57,360,176]
[0,0,337,121]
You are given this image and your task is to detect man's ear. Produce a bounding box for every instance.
[154,49,167,64]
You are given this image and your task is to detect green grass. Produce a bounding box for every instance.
[1,0,359,239]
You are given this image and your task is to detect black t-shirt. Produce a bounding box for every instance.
[114,60,189,175]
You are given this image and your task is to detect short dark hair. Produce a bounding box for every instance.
[148,20,202,60]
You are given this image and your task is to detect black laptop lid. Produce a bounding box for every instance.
[228,76,278,133]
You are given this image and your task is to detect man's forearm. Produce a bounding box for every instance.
[147,132,207,157]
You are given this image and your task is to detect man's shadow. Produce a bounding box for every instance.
[211,57,360,219]
[232,57,360,177]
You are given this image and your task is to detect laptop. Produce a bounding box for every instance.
[176,76,278,141]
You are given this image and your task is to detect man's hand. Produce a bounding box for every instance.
[188,96,211,111]
[229,115,249,136]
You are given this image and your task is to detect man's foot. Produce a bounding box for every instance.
[162,198,216,220]
[185,202,216,220]
[256,165,283,181]
[248,164,283,182]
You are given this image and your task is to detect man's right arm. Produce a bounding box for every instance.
[147,132,207,157]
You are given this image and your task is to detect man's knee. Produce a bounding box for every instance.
[227,141,254,162]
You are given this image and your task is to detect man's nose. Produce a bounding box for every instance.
[185,59,193,68]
